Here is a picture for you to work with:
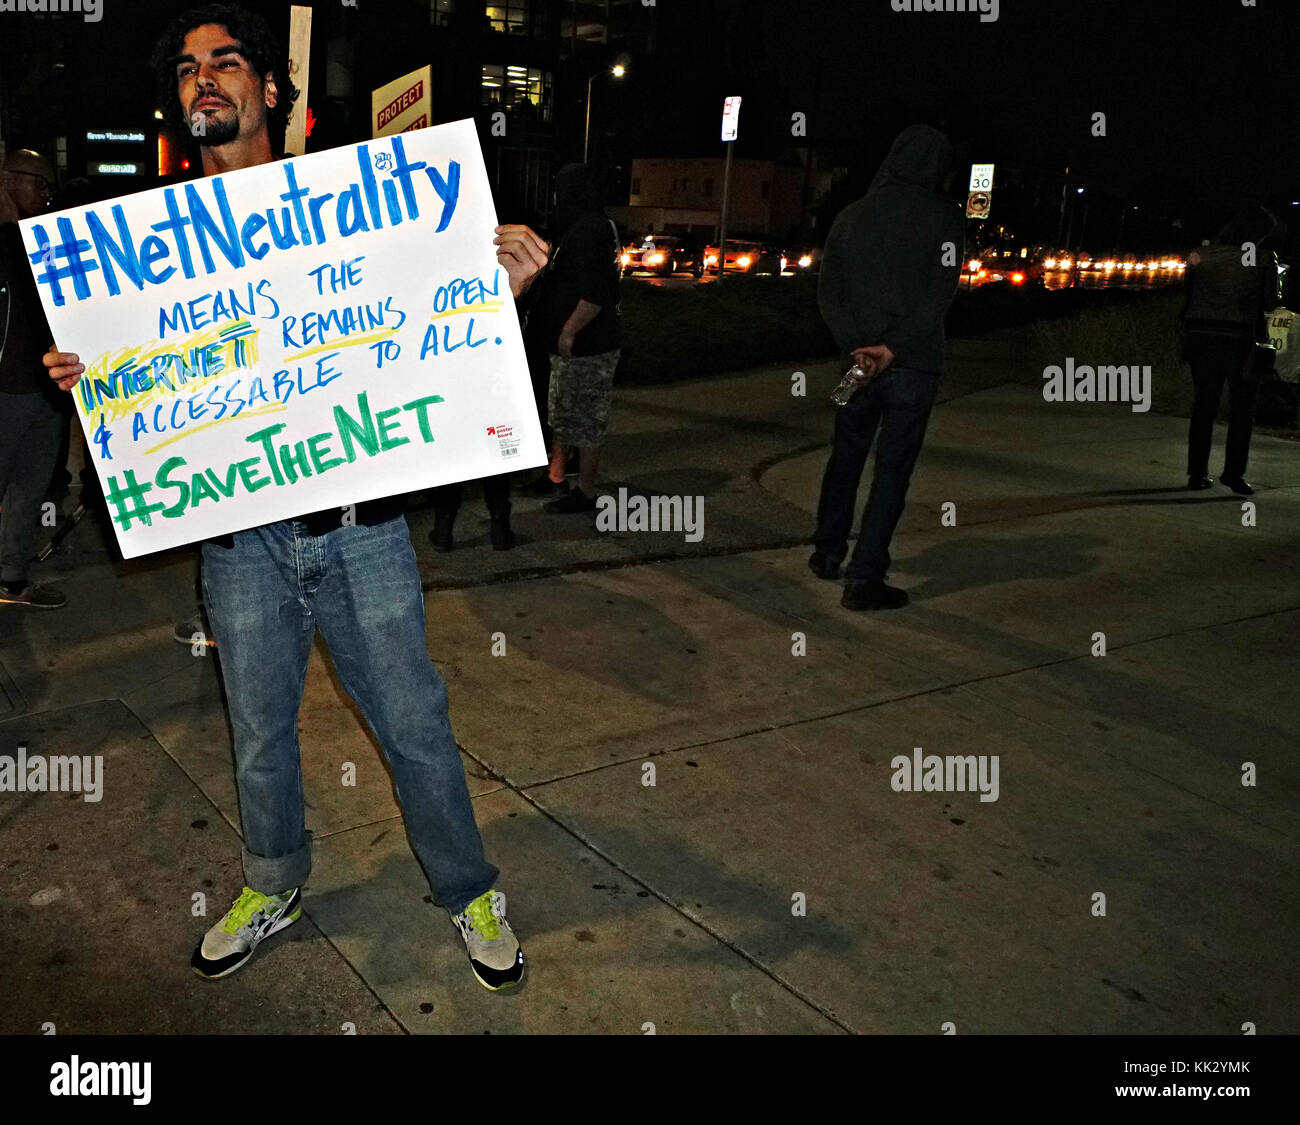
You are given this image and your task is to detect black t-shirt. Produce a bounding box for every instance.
[0,221,60,401]
[531,213,622,356]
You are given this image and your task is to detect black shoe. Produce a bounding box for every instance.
[1187,476,1213,491]
[0,581,66,609]
[808,552,841,580]
[430,511,455,552]
[489,516,516,550]
[544,485,598,514]
[1219,475,1254,496]
[841,581,909,611]
[520,473,564,497]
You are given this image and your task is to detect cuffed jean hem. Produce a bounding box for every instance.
[242,831,313,896]
[441,876,500,918]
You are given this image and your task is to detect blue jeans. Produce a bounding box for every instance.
[814,365,940,583]
[201,516,498,914]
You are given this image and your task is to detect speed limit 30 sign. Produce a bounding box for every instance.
[969,163,994,191]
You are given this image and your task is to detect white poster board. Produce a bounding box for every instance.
[20,119,545,559]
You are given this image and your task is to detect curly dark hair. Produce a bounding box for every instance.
[151,3,299,141]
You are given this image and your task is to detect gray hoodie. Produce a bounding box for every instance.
[818,125,965,373]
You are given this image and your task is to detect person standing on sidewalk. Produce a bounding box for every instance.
[43,3,550,990]
[811,124,964,610]
[1179,206,1280,495]
[0,149,67,610]
[529,164,623,514]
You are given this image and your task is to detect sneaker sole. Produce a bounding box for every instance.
[468,955,526,992]
[192,907,302,981]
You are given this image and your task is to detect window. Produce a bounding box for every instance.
[761,181,770,200]
[430,0,454,26]
[671,177,678,191]
[481,63,553,122]
[681,178,689,193]
[631,177,641,196]
[703,177,713,197]
[486,1,551,37]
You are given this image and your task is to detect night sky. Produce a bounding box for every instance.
[2,0,1296,220]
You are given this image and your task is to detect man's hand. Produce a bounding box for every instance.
[44,347,85,392]
[495,224,550,299]
[557,330,576,359]
[854,343,896,375]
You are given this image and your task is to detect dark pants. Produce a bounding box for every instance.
[814,365,940,584]
[431,474,511,519]
[0,391,63,585]
[1185,328,1258,479]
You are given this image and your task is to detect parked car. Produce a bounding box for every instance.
[781,246,820,274]
[620,234,708,278]
[703,239,784,275]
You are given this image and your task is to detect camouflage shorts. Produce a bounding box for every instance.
[548,350,621,446]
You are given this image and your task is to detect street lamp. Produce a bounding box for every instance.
[584,55,629,164]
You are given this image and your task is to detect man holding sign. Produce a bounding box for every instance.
[43,3,549,991]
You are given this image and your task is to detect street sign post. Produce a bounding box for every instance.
[717,97,741,284]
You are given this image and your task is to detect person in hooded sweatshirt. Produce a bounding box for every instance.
[1178,206,1279,495]
[527,163,623,514]
[811,124,964,611]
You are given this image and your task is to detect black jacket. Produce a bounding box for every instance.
[818,125,964,373]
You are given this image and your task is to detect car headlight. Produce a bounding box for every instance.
[647,252,665,265]
[737,255,751,268]
[798,255,813,268]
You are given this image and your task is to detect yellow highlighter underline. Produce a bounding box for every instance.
[430,302,505,320]
[285,326,400,365]
[142,405,289,455]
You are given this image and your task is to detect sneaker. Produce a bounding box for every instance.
[450,890,525,991]
[807,552,841,580]
[841,580,909,611]
[0,581,66,609]
[544,485,598,514]
[192,886,302,980]
[173,611,216,647]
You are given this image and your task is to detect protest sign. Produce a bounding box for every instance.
[19,119,546,559]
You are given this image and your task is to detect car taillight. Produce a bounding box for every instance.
[1011,273,1025,284]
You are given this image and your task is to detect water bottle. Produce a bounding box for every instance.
[829,363,873,406]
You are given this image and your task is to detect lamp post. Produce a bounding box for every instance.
[583,58,628,164]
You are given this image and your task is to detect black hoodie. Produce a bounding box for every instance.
[818,125,964,373]
[530,164,622,356]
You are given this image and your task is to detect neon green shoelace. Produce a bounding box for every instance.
[465,893,501,941]
[221,887,271,935]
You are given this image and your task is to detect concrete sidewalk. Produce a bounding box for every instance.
[2,331,1296,1034]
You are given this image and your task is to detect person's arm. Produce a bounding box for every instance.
[879,208,962,362]
[558,299,601,358]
